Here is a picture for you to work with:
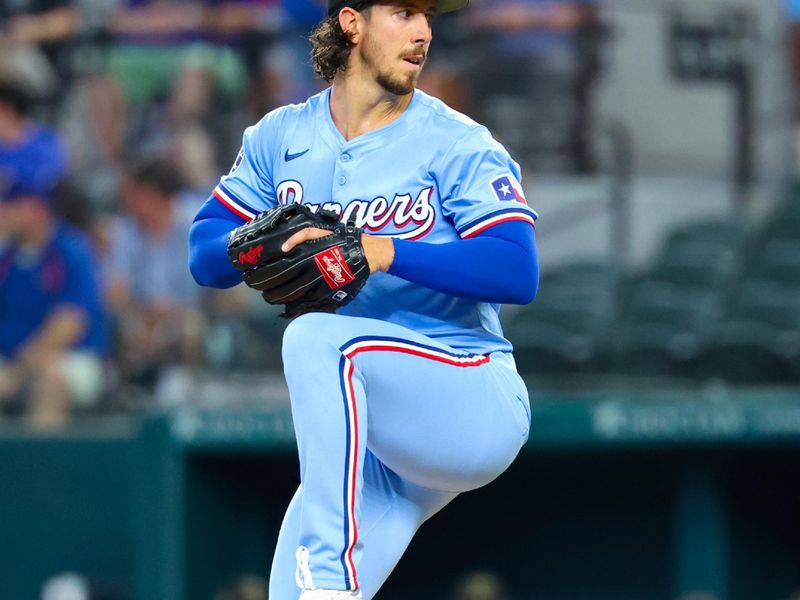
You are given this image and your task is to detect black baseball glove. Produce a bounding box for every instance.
[227,203,370,318]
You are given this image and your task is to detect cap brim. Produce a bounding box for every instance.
[437,0,469,13]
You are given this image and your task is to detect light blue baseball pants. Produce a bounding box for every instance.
[269,313,531,599]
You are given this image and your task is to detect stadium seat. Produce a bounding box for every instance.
[539,260,622,298]
[506,320,597,374]
[662,220,745,253]
[749,238,800,285]
[649,246,739,288]
[604,281,723,377]
[728,280,800,329]
[506,263,620,373]
[622,281,723,327]
[606,322,702,377]
[687,280,800,383]
[756,203,800,242]
[688,320,795,384]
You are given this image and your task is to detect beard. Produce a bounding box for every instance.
[359,33,421,96]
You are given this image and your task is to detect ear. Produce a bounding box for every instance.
[338,7,362,44]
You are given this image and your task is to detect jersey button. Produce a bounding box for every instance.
[338,175,347,185]
[341,153,351,162]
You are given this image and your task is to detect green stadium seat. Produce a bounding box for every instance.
[648,239,741,289]
[506,321,596,374]
[750,239,800,285]
[756,203,800,242]
[662,220,745,253]
[606,322,702,377]
[688,320,795,384]
[623,281,723,327]
[727,280,800,329]
[543,261,622,288]
[506,263,620,374]
[603,282,723,377]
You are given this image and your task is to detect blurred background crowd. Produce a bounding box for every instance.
[0,0,797,423]
[0,0,614,428]
[2,1,800,599]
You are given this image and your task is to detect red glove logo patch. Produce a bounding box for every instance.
[315,246,356,289]
[239,244,264,266]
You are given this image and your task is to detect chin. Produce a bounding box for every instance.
[377,73,417,96]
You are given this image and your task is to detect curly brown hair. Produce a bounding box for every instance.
[309,3,373,83]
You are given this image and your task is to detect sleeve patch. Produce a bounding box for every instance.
[228,147,245,176]
[490,175,527,205]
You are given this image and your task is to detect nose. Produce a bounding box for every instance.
[411,13,432,45]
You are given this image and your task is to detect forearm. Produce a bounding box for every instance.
[189,198,246,289]
[16,307,86,368]
[11,7,78,44]
[388,223,539,305]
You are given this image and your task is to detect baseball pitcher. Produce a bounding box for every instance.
[189,1,540,598]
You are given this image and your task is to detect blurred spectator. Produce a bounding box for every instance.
[103,0,247,121]
[0,186,107,429]
[71,0,248,176]
[0,1,76,100]
[167,0,325,114]
[418,62,473,114]
[448,571,511,600]
[103,159,205,396]
[0,82,105,429]
[0,79,66,196]
[464,0,606,172]
[171,122,220,206]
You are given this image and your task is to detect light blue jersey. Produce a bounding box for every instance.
[212,88,537,355]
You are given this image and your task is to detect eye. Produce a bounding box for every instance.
[396,9,411,18]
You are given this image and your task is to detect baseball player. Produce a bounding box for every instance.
[188,1,539,599]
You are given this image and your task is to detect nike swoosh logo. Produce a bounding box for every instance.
[285,149,310,162]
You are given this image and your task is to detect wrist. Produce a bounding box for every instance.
[362,234,394,274]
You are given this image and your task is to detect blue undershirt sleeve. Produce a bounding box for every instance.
[191,201,540,302]
[188,197,246,289]
[388,220,539,305]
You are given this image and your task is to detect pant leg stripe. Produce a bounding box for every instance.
[339,355,360,590]
[342,337,490,367]
[335,337,489,590]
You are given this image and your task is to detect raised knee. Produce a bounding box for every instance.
[281,312,340,366]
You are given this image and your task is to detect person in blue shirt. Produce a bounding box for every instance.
[104,159,204,393]
[189,1,539,598]
[0,79,67,200]
[0,185,107,429]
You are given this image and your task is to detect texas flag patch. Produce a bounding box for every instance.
[228,147,245,176]
[491,175,527,205]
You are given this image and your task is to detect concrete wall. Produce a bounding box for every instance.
[597,0,793,179]
[532,0,795,272]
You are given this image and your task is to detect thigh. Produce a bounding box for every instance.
[356,344,529,492]
[283,313,530,493]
